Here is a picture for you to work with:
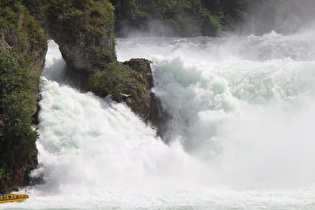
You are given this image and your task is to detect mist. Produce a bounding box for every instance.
[118,20,176,38]
[244,0,315,35]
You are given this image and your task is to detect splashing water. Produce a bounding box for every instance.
[4,31,315,209]
[119,33,315,188]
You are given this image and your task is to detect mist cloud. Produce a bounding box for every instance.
[244,0,315,35]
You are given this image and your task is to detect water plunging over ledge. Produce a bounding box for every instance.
[4,31,315,209]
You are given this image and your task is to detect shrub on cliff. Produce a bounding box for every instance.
[0,50,39,190]
[86,59,160,127]
[87,61,135,101]
[0,1,47,191]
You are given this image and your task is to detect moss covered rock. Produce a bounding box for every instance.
[86,59,162,128]
[123,59,157,124]
[46,0,116,72]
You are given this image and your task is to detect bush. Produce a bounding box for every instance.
[87,61,135,101]
[0,2,46,191]
[0,50,38,190]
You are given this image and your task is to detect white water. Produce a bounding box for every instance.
[4,31,315,209]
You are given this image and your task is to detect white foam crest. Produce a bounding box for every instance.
[36,79,202,193]
[117,31,315,63]
[94,32,315,187]
[142,33,315,186]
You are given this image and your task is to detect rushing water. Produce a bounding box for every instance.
[4,31,315,209]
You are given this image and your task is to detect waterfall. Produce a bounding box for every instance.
[5,31,315,209]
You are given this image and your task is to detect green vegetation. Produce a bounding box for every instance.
[87,59,151,103]
[87,61,135,101]
[22,0,47,23]
[0,1,46,191]
[46,0,115,43]
[110,0,250,37]
[87,59,156,125]
[110,0,315,37]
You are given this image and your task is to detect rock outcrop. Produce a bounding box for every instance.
[123,59,162,128]
[86,59,163,130]
[46,0,116,73]
[46,0,164,131]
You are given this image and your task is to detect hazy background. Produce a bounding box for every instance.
[245,0,315,35]
[110,0,315,37]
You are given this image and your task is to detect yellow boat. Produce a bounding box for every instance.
[0,194,29,203]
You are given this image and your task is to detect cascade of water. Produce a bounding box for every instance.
[5,31,315,209]
[125,32,315,187]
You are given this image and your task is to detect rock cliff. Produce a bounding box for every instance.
[0,2,47,191]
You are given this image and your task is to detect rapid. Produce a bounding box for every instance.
[4,30,315,209]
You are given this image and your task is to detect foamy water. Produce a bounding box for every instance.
[4,31,315,209]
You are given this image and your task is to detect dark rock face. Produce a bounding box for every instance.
[58,35,93,71]
[56,26,116,72]
[123,59,153,118]
[123,59,164,131]
[123,59,153,88]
